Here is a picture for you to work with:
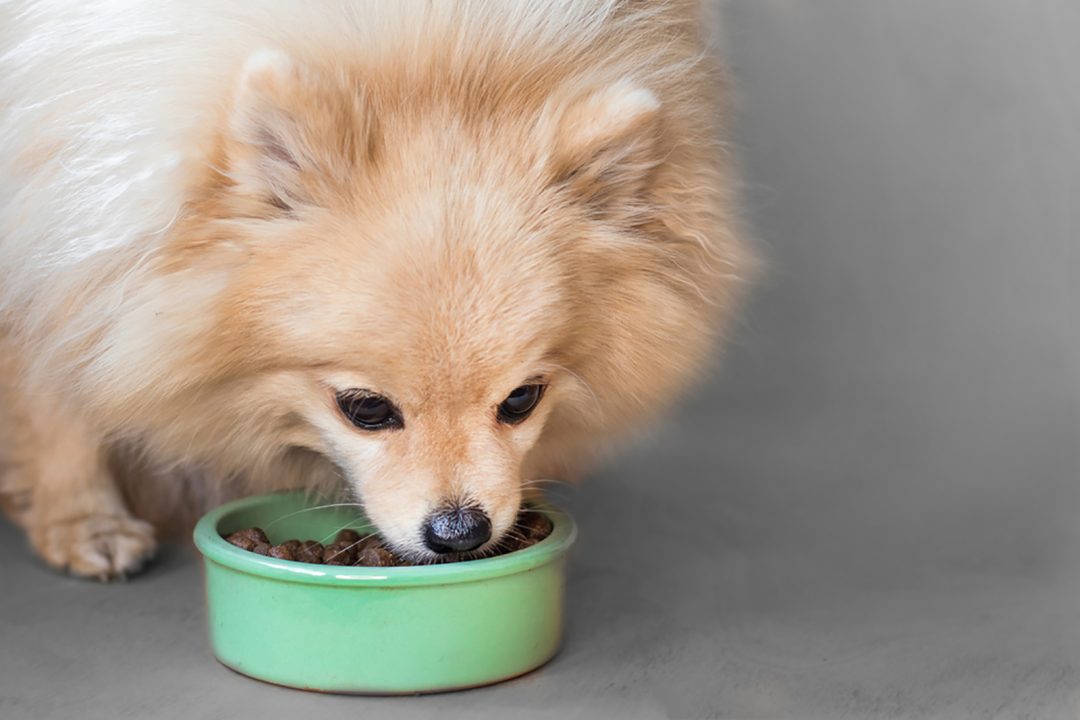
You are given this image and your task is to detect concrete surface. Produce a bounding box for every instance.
[2,1,1079,718]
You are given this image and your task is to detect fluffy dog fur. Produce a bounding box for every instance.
[0,0,750,578]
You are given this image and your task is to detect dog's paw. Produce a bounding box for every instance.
[32,514,157,581]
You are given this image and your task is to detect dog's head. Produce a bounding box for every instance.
[122,50,743,559]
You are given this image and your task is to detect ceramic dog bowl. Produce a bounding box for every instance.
[193,491,576,694]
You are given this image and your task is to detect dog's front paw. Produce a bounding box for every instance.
[31,514,157,580]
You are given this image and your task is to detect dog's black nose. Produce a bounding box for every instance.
[423,506,492,554]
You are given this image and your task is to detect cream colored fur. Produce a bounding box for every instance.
[0,0,751,578]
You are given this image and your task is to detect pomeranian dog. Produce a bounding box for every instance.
[0,1,750,579]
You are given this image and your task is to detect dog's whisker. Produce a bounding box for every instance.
[262,502,365,530]
[325,530,381,553]
[521,479,573,488]
[317,519,372,545]
[341,532,380,553]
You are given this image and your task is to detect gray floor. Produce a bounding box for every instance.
[3,1,1080,719]
[3,419,1080,720]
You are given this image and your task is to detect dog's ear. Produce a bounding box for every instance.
[226,50,373,213]
[545,79,662,221]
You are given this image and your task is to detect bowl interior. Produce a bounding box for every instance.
[218,497,371,545]
[194,491,576,586]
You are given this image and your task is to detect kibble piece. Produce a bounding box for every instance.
[279,539,302,555]
[357,535,384,553]
[517,511,553,543]
[324,541,356,565]
[268,544,296,561]
[224,527,270,550]
[242,527,271,544]
[354,544,399,567]
[250,541,272,556]
[225,534,257,552]
[335,529,362,545]
[295,540,324,564]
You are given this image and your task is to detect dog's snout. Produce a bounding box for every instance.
[423,505,492,554]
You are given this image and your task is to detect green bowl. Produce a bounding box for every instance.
[192,491,576,694]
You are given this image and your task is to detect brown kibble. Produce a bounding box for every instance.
[353,536,378,553]
[225,534,257,552]
[268,544,296,561]
[324,541,355,565]
[295,540,324,564]
[241,527,270,544]
[225,527,270,550]
[517,511,553,542]
[279,539,301,554]
[335,529,362,545]
[222,510,554,566]
[354,544,399,567]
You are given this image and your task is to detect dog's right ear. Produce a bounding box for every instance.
[541,79,663,224]
[226,50,374,214]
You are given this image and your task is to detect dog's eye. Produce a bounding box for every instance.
[335,390,403,431]
[497,384,545,425]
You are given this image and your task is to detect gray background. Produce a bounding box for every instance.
[2,1,1078,718]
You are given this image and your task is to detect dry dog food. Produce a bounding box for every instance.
[224,511,553,567]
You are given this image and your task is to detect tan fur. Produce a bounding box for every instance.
[0,0,752,577]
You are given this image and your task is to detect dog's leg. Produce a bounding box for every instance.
[1,373,157,580]
[28,407,157,580]
[0,360,36,527]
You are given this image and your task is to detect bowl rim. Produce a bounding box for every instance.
[193,491,576,587]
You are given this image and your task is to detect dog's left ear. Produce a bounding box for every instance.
[543,79,662,221]
[226,50,373,213]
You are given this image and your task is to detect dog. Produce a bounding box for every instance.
[0,0,750,579]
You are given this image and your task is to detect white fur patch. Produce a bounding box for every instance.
[242,48,295,82]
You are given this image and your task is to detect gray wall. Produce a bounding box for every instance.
[661,0,1079,578]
